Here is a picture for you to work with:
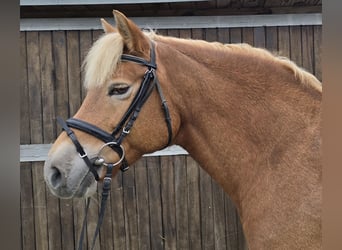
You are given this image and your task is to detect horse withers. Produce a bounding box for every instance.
[44,10,322,249]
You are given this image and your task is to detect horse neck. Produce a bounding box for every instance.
[156,37,322,209]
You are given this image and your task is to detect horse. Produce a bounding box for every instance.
[44,10,322,249]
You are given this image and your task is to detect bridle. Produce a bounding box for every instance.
[57,41,172,250]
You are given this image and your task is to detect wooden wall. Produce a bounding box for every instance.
[20,25,321,250]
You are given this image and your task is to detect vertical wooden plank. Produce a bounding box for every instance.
[237,211,248,250]
[212,180,227,250]
[98,183,114,250]
[74,202,87,250]
[20,32,35,250]
[20,32,30,144]
[253,27,266,48]
[123,165,138,250]
[179,29,191,39]
[40,30,63,250]
[205,28,217,42]
[20,163,36,250]
[278,26,290,59]
[27,31,42,144]
[160,156,176,250]
[191,28,204,40]
[74,30,101,249]
[134,158,151,250]
[32,162,49,250]
[174,156,189,249]
[167,29,180,38]
[51,30,76,250]
[156,29,168,36]
[71,198,87,250]
[40,31,56,143]
[59,198,75,250]
[79,30,92,100]
[110,172,126,249]
[92,30,104,42]
[186,157,201,250]
[289,26,302,67]
[217,28,230,44]
[82,192,100,250]
[199,167,214,250]
[242,27,254,46]
[301,26,314,74]
[230,28,242,44]
[265,26,278,52]
[52,31,69,121]
[65,29,84,248]
[66,30,81,116]
[27,31,49,250]
[147,157,164,250]
[225,197,239,250]
[313,26,322,81]
[45,193,62,250]
[200,28,217,249]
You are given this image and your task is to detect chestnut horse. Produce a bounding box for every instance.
[44,10,322,249]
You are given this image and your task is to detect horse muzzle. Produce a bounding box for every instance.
[43,148,98,198]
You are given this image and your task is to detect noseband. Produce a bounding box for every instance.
[57,41,172,181]
[56,41,172,250]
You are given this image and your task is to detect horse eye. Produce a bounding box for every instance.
[108,83,130,96]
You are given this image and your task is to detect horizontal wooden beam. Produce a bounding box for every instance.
[20,144,189,162]
[20,13,322,31]
[20,0,207,5]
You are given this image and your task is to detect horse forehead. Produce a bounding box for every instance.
[112,62,146,80]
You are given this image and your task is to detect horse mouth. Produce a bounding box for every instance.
[73,171,97,198]
[48,171,97,199]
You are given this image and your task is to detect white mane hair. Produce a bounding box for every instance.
[82,31,321,92]
[82,32,124,89]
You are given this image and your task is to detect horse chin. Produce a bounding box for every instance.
[73,172,98,198]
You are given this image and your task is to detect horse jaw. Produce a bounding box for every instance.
[43,141,98,199]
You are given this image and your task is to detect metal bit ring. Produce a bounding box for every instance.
[94,142,126,167]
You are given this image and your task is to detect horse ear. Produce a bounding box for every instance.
[113,10,149,54]
[101,18,117,33]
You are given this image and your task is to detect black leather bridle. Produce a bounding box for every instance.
[57,41,172,250]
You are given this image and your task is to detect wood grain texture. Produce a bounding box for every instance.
[20,163,35,250]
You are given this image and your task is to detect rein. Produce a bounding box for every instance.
[57,41,172,250]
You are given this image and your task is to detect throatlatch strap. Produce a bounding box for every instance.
[155,81,172,147]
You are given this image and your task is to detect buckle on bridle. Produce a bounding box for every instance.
[122,127,130,134]
[103,176,112,186]
[78,152,88,158]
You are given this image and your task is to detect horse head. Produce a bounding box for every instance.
[44,10,179,198]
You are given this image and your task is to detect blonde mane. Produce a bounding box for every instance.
[224,43,322,91]
[83,31,321,92]
[83,32,124,89]
[82,31,156,89]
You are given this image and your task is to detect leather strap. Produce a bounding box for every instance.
[66,118,114,143]
[57,117,100,181]
[77,164,114,250]
[155,80,172,146]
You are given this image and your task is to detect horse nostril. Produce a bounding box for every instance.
[50,166,63,188]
